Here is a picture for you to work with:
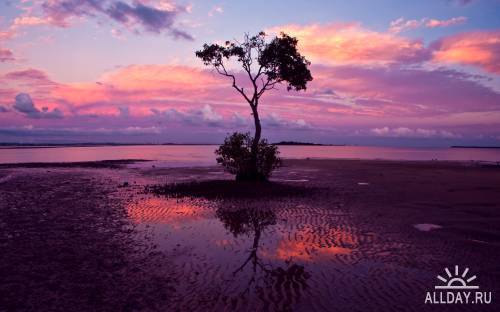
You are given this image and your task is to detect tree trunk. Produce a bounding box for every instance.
[251,106,261,153]
[250,104,262,180]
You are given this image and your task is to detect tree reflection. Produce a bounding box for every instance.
[215,205,310,308]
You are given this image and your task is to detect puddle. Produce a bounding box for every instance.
[413,223,443,232]
[275,179,310,182]
[125,193,429,310]
[0,173,14,184]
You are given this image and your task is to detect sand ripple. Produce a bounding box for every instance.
[124,190,437,311]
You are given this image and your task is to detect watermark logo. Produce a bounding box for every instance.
[435,266,478,290]
[425,265,492,305]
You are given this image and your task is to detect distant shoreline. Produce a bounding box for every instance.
[0,158,499,168]
[0,143,216,149]
[2,143,500,149]
[0,142,343,149]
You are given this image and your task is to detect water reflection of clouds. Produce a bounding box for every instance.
[128,197,359,263]
[126,194,367,309]
[273,236,352,262]
[127,197,211,227]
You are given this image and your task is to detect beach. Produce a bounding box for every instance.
[1,159,499,311]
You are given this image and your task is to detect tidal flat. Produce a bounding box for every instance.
[1,159,499,311]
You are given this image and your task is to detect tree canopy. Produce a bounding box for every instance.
[195,31,312,107]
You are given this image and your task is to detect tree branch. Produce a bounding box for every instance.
[215,63,253,105]
[256,77,280,99]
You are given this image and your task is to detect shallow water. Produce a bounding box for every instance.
[125,193,430,311]
[1,145,500,164]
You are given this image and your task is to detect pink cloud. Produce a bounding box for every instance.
[310,65,500,116]
[267,23,430,65]
[208,6,224,17]
[52,64,229,115]
[1,61,499,141]
[0,30,16,41]
[0,48,15,62]
[13,16,52,26]
[4,68,56,85]
[426,17,467,28]
[431,30,500,74]
[269,23,500,75]
[389,16,467,33]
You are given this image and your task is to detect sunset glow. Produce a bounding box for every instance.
[1,0,499,145]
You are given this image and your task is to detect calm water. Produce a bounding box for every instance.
[0,145,499,165]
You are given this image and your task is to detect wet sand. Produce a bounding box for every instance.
[1,159,499,311]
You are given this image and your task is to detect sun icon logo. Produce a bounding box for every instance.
[435,265,479,290]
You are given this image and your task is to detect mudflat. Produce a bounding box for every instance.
[1,159,499,311]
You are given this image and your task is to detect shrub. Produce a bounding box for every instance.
[215,132,281,181]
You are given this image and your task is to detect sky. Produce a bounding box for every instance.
[0,0,499,146]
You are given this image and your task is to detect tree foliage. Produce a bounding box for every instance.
[195,31,312,106]
[215,132,281,181]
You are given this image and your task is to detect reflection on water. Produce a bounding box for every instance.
[274,233,352,262]
[216,206,310,309]
[127,198,209,225]
[126,194,363,310]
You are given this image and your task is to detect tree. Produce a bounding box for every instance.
[195,31,312,180]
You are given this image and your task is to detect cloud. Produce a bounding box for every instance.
[53,64,226,112]
[431,30,500,74]
[389,16,467,33]
[447,0,476,6]
[38,0,192,39]
[0,30,16,41]
[0,105,9,113]
[426,17,467,28]
[370,126,459,138]
[231,112,250,127]
[0,48,15,62]
[311,64,500,116]
[13,93,63,119]
[2,60,498,143]
[95,125,161,134]
[13,93,39,114]
[263,113,311,130]
[13,16,51,27]
[199,104,223,124]
[110,28,125,40]
[4,68,56,85]
[118,106,130,117]
[268,23,430,65]
[269,22,500,74]
[151,104,223,126]
[208,6,224,17]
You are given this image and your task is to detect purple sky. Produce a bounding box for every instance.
[0,0,499,146]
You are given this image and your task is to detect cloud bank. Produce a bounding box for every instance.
[14,0,194,39]
[13,93,63,119]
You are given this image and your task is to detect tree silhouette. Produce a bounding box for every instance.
[196,32,312,178]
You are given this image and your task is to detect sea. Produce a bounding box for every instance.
[0,145,499,166]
